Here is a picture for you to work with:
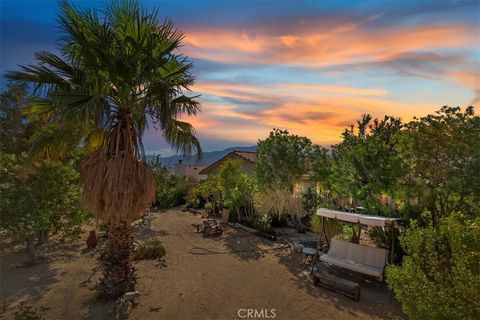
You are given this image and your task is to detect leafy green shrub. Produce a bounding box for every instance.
[386,215,480,320]
[133,238,166,261]
[0,153,89,261]
[14,302,45,320]
[301,187,320,216]
[151,164,187,208]
[191,175,220,212]
[218,159,256,222]
[367,226,403,263]
[252,214,273,233]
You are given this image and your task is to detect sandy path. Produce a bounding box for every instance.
[0,209,404,320]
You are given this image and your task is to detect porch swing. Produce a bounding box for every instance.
[309,208,401,301]
[313,208,401,280]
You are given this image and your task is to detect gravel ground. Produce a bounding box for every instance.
[0,209,405,320]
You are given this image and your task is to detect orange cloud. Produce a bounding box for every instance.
[278,83,386,96]
[447,70,480,105]
[187,81,436,145]
[183,23,475,67]
[177,18,478,147]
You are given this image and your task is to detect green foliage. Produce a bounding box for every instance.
[191,174,221,211]
[255,129,314,219]
[6,0,202,159]
[152,162,187,208]
[310,215,342,241]
[255,129,313,194]
[14,302,45,320]
[386,215,480,320]
[0,82,35,154]
[310,146,337,204]
[218,159,256,222]
[332,115,403,210]
[0,153,89,245]
[301,187,320,216]
[133,238,166,261]
[252,214,273,233]
[269,212,288,227]
[398,106,480,221]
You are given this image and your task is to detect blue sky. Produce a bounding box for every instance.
[1,0,479,155]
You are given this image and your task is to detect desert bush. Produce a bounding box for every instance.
[386,215,480,320]
[14,302,45,320]
[133,238,166,261]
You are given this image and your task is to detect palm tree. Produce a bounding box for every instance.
[7,0,201,298]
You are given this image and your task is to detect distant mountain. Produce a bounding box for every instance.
[146,145,256,167]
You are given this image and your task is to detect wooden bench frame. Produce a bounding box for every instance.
[312,271,361,301]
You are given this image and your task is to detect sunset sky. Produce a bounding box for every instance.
[1,0,479,155]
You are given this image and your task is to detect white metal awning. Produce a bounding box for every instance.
[316,208,401,227]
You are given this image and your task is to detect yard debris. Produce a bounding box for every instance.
[195,219,223,237]
[110,291,140,319]
[232,222,277,241]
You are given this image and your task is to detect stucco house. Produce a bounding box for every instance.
[199,150,314,218]
[199,151,256,176]
[174,159,208,181]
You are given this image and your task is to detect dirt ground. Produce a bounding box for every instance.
[0,209,405,320]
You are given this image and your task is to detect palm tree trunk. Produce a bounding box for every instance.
[98,221,136,299]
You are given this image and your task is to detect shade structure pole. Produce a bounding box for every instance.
[311,216,326,275]
[390,224,395,264]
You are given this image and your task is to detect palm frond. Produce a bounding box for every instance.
[162,119,202,159]
[6,0,202,223]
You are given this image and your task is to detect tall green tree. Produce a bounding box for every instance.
[255,128,313,218]
[0,82,36,154]
[332,115,403,212]
[7,0,201,298]
[398,106,480,222]
[310,145,336,205]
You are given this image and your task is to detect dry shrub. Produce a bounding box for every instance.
[133,238,166,260]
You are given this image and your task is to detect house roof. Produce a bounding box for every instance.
[234,151,256,163]
[199,151,256,175]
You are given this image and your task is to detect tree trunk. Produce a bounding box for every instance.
[98,221,136,299]
[37,230,49,245]
[26,237,38,264]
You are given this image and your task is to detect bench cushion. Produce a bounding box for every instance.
[320,254,384,278]
[320,239,387,279]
